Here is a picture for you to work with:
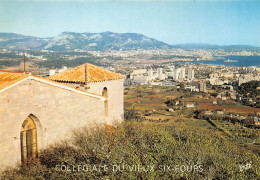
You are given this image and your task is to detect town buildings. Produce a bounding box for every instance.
[128,66,195,85]
[238,74,260,86]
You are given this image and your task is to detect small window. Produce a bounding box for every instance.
[102,87,108,117]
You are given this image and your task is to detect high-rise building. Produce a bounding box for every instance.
[148,68,153,78]
[180,68,186,79]
[157,68,165,80]
[174,67,186,80]
[198,83,207,92]
[188,69,195,80]
[157,68,163,75]
[174,69,179,80]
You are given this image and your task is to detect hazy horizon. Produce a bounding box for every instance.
[0,0,259,47]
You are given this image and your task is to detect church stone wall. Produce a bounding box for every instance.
[0,79,105,169]
[87,79,124,125]
[64,79,124,125]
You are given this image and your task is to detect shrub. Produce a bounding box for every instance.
[1,122,259,179]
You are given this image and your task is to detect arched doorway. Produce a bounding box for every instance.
[102,87,108,117]
[20,115,38,162]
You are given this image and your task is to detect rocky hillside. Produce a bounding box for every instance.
[0,33,48,50]
[0,32,171,51]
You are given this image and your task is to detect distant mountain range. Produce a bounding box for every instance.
[0,32,259,51]
[0,32,170,51]
[0,33,49,50]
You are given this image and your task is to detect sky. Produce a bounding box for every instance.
[0,0,260,46]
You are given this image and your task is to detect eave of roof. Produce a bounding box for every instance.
[0,72,106,101]
[30,76,106,101]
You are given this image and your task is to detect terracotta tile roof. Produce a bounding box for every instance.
[0,70,29,90]
[0,70,105,100]
[49,63,125,83]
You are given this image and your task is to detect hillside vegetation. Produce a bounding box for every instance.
[1,121,259,179]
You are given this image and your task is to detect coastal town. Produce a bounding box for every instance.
[1,48,260,132]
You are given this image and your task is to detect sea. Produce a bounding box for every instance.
[191,56,260,67]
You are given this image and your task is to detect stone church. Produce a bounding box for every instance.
[0,63,125,169]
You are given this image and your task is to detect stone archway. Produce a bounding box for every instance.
[20,115,38,162]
